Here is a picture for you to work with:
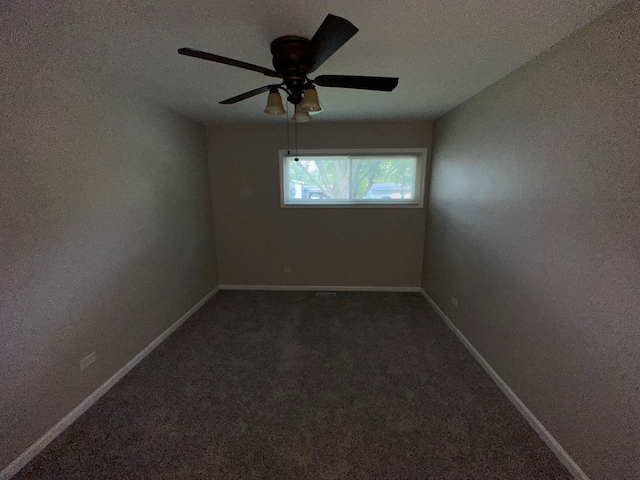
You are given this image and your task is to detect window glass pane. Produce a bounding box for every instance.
[350,156,416,201]
[287,156,351,200]
[282,151,423,206]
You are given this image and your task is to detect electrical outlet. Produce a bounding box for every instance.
[80,352,96,371]
[450,296,458,307]
[283,267,292,273]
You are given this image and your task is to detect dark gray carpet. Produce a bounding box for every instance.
[15,291,571,479]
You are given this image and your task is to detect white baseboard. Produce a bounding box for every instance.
[419,289,589,480]
[1,286,220,480]
[219,284,421,292]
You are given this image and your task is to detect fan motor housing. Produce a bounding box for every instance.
[270,36,310,104]
[270,36,309,72]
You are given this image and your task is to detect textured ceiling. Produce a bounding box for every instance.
[2,0,622,124]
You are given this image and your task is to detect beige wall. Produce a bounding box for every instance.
[207,122,432,288]
[0,56,217,470]
[423,2,640,479]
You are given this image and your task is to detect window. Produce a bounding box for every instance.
[280,148,427,207]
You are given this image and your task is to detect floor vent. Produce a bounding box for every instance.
[316,292,337,297]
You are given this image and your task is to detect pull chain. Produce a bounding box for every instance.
[286,99,290,155]
[294,111,299,160]
[285,98,299,161]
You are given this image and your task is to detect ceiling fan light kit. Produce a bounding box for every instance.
[178,14,399,121]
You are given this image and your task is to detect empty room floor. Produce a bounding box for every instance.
[15,291,571,479]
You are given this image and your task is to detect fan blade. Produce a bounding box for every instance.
[314,75,399,92]
[298,14,359,73]
[219,85,274,104]
[178,48,281,78]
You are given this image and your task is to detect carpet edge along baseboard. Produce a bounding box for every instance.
[0,287,220,480]
[419,289,589,480]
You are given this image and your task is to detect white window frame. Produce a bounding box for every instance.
[279,148,428,208]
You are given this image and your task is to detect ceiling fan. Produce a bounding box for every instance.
[178,14,399,121]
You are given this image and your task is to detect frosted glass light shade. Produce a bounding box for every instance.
[299,88,321,112]
[309,102,324,115]
[292,105,311,122]
[264,90,285,115]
